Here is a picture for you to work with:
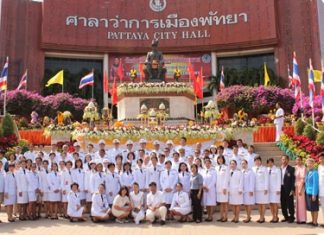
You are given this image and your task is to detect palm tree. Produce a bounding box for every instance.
[207,75,219,100]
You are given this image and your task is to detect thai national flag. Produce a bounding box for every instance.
[308,59,315,108]
[0,57,8,91]
[220,66,225,91]
[16,70,27,90]
[79,72,94,89]
[292,52,301,86]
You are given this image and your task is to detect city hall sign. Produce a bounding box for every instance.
[41,0,278,53]
[65,11,248,41]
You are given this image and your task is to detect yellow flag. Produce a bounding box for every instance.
[307,69,322,82]
[264,63,270,86]
[46,70,64,87]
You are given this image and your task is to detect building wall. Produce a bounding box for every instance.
[275,0,321,93]
[0,0,322,94]
[0,0,44,92]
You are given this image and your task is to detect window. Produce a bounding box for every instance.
[44,57,103,108]
[217,53,276,86]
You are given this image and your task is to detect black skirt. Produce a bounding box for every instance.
[305,194,319,212]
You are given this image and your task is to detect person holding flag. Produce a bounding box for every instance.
[16,70,28,90]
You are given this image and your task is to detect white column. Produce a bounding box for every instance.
[103,53,109,107]
[211,52,217,76]
[211,52,219,111]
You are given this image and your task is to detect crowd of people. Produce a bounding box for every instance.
[0,137,323,227]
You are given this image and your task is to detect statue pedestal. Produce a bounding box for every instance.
[117,93,195,122]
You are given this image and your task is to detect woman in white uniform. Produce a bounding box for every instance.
[202,158,217,222]
[67,183,86,222]
[252,156,269,223]
[91,184,111,222]
[267,158,281,223]
[170,182,191,222]
[133,159,147,192]
[120,162,134,192]
[39,160,50,218]
[112,186,132,223]
[71,159,86,203]
[4,163,17,222]
[130,182,145,224]
[26,163,40,220]
[178,163,191,194]
[16,160,29,220]
[241,159,255,223]
[228,160,243,223]
[84,161,96,213]
[105,163,120,207]
[216,155,230,222]
[90,163,105,196]
[47,162,61,219]
[61,161,73,218]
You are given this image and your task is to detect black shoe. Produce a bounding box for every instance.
[312,223,318,227]
[281,218,288,222]
[320,224,324,228]
[288,219,294,223]
[296,221,306,224]
[160,220,166,226]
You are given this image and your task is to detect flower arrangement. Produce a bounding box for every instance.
[217,85,295,117]
[0,134,18,152]
[0,90,89,121]
[277,130,323,163]
[71,124,234,145]
[173,68,181,82]
[117,82,195,97]
[44,124,75,138]
[292,95,323,122]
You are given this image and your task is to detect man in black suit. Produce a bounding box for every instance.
[280,155,295,223]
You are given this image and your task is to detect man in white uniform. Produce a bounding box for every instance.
[146,182,167,225]
[24,144,37,162]
[107,139,123,163]
[274,103,285,142]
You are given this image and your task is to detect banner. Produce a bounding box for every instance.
[109,53,211,83]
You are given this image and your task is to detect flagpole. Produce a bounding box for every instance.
[25,69,28,91]
[3,88,7,115]
[92,69,95,100]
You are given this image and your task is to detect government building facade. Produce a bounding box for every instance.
[0,0,323,107]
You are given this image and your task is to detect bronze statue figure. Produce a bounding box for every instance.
[144,40,166,81]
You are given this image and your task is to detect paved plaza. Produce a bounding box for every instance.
[1,210,324,235]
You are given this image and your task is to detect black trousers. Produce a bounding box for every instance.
[280,186,295,220]
[190,189,202,221]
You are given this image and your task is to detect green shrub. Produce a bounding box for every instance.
[295,118,305,136]
[316,131,324,146]
[303,124,317,141]
[1,113,15,137]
